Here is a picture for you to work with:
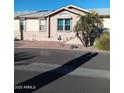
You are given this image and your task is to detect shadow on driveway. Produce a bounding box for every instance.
[14,52,98,93]
[14,52,36,65]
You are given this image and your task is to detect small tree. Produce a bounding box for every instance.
[73,11,103,47]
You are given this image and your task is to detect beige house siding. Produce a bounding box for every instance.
[14,19,20,39]
[26,19,39,32]
[23,19,49,41]
[48,9,87,44]
[103,18,110,31]
[49,9,83,42]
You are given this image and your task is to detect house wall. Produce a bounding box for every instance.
[103,18,110,31]
[26,19,39,31]
[14,19,20,39]
[23,19,49,41]
[49,9,86,44]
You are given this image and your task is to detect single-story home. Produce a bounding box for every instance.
[14,5,110,44]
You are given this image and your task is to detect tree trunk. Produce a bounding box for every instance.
[76,33,85,46]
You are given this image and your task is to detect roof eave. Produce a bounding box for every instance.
[67,5,90,13]
[99,15,110,18]
[14,16,46,19]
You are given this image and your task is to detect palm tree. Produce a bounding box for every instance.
[73,11,103,47]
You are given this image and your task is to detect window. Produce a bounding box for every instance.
[39,19,46,31]
[57,19,71,31]
[58,19,63,30]
[65,19,70,30]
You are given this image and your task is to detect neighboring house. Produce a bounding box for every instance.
[14,5,110,44]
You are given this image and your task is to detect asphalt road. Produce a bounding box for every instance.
[14,48,110,93]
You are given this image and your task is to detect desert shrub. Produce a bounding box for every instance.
[94,32,110,51]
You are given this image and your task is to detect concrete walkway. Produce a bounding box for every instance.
[14,40,107,52]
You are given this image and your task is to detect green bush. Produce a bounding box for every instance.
[94,32,110,51]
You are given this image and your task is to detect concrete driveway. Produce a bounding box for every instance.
[14,48,110,93]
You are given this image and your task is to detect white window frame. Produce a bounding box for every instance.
[39,19,46,32]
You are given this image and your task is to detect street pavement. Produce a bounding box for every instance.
[14,48,110,93]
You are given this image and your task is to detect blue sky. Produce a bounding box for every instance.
[14,0,110,12]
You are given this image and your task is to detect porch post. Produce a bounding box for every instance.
[19,17,25,40]
[48,16,50,38]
